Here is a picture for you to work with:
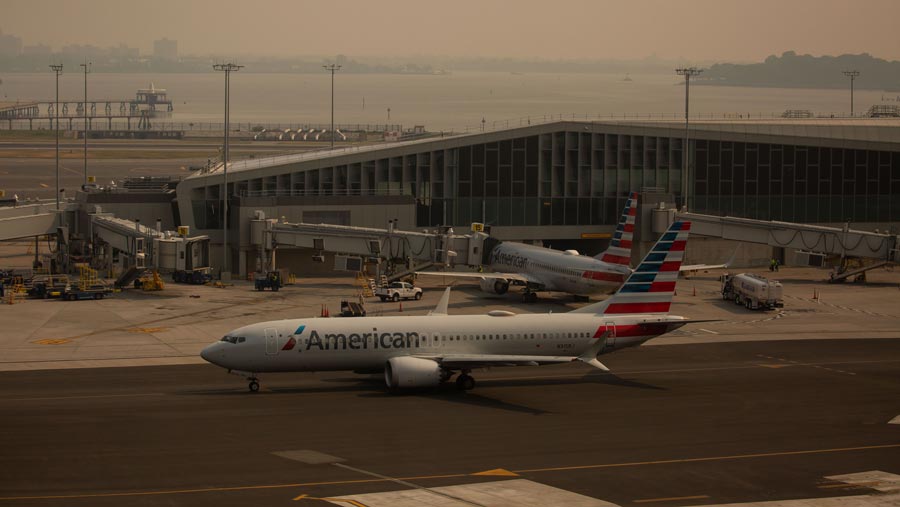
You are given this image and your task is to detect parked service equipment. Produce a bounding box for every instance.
[721,273,784,310]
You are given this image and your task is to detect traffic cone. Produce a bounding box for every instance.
[399,302,403,312]
[325,306,330,317]
[692,286,697,296]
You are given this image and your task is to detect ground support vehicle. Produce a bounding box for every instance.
[28,275,70,299]
[375,281,423,302]
[172,269,213,285]
[63,284,114,301]
[722,273,784,310]
[254,271,283,291]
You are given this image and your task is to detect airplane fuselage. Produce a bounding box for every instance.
[488,241,631,295]
[201,312,686,374]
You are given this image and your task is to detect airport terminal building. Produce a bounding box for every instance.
[87,119,900,277]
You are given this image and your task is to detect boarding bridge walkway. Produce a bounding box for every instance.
[250,215,484,276]
[0,201,77,241]
[676,212,899,262]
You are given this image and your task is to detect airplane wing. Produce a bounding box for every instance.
[679,263,727,273]
[680,244,740,274]
[415,353,581,369]
[415,271,539,286]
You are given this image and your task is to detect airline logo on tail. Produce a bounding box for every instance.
[603,221,690,315]
[599,192,637,267]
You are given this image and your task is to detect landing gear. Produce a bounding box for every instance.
[521,291,538,303]
[248,378,260,392]
[456,373,475,391]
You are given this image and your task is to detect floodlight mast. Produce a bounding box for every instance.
[842,70,860,117]
[213,62,243,279]
[676,67,703,212]
[49,64,63,216]
[79,62,91,186]
[323,64,342,149]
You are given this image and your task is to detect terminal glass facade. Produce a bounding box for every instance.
[692,140,900,223]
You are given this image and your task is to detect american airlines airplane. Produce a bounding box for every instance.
[416,192,639,302]
[201,220,696,392]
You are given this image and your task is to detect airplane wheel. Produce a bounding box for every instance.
[248,380,260,392]
[522,292,537,303]
[456,374,475,391]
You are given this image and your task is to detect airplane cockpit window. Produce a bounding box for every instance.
[220,336,238,344]
[237,337,246,343]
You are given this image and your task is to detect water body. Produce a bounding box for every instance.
[0,71,890,132]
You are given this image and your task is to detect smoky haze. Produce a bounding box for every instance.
[4,0,900,61]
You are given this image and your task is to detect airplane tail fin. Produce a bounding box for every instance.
[595,192,638,266]
[573,220,691,315]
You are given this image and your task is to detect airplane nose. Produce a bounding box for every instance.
[200,344,219,365]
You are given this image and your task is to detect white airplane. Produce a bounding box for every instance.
[201,220,697,392]
[416,192,640,302]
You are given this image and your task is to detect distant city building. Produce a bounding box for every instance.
[110,43,140,60]
[22,44,52,56]
[61,44,105,60]
[0,29,22,57]
[153,38,177,61]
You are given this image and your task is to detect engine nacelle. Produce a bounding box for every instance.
[384,356,442,389]
[479,278,510,295]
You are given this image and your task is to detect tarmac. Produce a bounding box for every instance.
[0,265,899,506]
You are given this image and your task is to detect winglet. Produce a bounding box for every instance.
[428,287,452,316]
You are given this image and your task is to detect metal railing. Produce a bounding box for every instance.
[239,188,414,198]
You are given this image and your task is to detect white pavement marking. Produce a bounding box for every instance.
[698,328,719,335]
[327,479,619,507]
[826,471,900,493]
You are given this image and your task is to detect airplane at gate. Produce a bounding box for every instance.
[416,192,639,302]
[201,220,698,392]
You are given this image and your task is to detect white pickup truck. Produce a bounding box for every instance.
[375,282,423,302]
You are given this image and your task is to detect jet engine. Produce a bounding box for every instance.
[384,356,442,389]
[479,279,510,295]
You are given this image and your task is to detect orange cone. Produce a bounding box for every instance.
[692,286,697,296]
[399,302,403,312]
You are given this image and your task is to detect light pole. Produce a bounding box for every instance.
[49,64,63,215]
[842,70,860,117]
[79,62,91,186]
[323,64,341,149]
[676,67,703,212]
[213,62,243,279]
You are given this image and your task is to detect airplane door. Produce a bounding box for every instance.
[604,322,617,348]
[265,328,278,355]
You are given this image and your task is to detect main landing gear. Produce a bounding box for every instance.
[455,373,476,391]
[248,377,260,392]
[521,290,538,303]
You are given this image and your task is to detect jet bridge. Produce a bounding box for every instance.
[90,212,210,283]
[0,201,77,241]
[249,212,486,279]
[673,211,899,281]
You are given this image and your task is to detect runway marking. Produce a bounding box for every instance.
[2,443,899,502]
[818,481,880,489]
[633,494,710,503]
[698,328,718,335]
[0,392,165,402]
[472,468,519,477]
[293,495,369,507]
[512,443,900,474]
[32,339,72,345]
[126,327,169,334]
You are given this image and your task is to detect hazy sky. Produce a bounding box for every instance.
[4,0,900,62]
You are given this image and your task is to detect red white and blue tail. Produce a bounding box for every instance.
[595,192,638,267]
[574,221,691,315]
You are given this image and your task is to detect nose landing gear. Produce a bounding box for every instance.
[248,377,260,392]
